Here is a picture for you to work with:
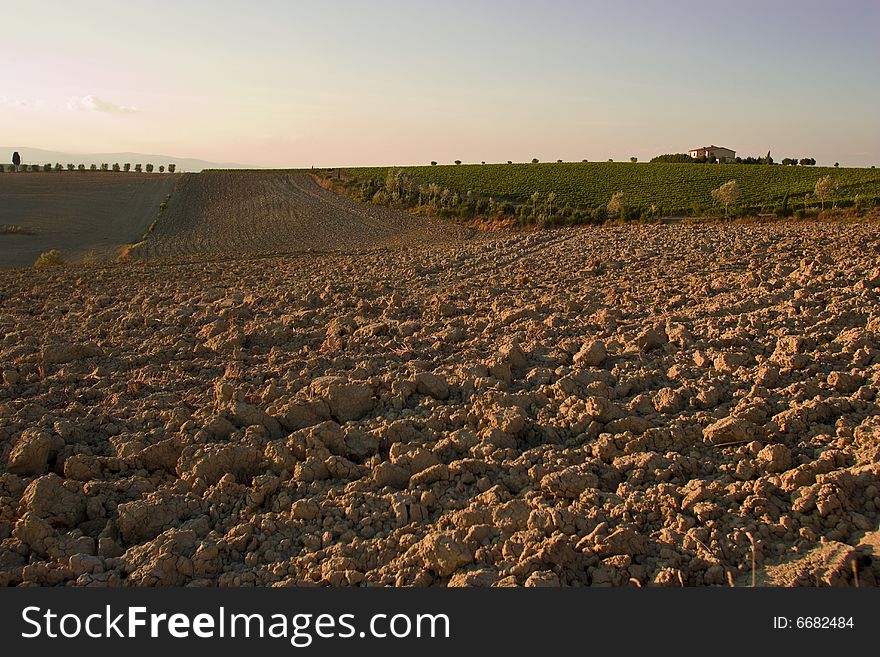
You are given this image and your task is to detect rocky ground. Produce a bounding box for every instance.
[1,220,879,587]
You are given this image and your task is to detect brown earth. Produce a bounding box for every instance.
[0,177,879,587]
[135,172,472,259]
[0,172,176,268]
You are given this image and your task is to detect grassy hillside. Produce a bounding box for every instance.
[342,162,880,215]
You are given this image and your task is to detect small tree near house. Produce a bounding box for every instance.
[168,163,176,173]
[711,179,740,216]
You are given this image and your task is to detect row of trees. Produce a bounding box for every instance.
[651,153,820,166]
[709,175,841,216]
[1,161,176,173]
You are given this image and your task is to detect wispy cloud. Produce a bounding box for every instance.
[0,97,31,108]
[67,95,137,114]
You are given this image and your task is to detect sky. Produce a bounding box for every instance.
[1,0,878,167]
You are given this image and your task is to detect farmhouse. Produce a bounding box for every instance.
[688,145,736,162]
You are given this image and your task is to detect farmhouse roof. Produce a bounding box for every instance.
[690,145,733,151]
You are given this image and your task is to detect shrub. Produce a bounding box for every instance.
[431,161,437,166]
[43,163,51,172]
[30,164,40,172]
[607,191,625,218]
[145,163,154,173]
[531,158,539,164]
[168,163,176,173]
[34,249,64,268]
[630,156,638,163]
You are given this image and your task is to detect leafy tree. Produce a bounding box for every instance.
[711,179,740,216]
[834,162,839,168]
[54,163,63,171]
[90,164,97,171]
[764,150,773,165]
[135,164,142,172]
[113,163,121,172]
[101,163,109,171]
[814,175,836,211]
[650,153,695,163]
[630,156,638,163]
[145,163,154,173]
[582,159,588,163]
[30,164,40,172]
[124,163,131,172]
[159,165,165,173]
[799,157,816,166]
[607,191,625,218]
[557,159,563,163]
[507,161,513,164]
[454,160,461,165]
[67,164,75,171]
[12,151,21,167]
[78,164,86,171]
[531,158,539,164]
[167,163,176,173]
[43,163,51,172]
[430,161,437,166]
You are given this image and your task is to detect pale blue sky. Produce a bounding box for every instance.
[2,0,878,166]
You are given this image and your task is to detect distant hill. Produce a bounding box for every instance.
[2,147,253,173]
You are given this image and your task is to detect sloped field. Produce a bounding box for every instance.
[0,172,175,268]
[137,172,470,259]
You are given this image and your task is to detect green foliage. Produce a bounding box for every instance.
[168,163,176,173]
[342,162,880,216]
[34,249,64,268]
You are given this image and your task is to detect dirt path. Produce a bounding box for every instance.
[137,172,473,259]
[0,172,175,268]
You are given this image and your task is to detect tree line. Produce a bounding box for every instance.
[2,153,176,173]
[651,153,817,165]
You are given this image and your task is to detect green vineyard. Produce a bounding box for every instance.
[341,162,880,215]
